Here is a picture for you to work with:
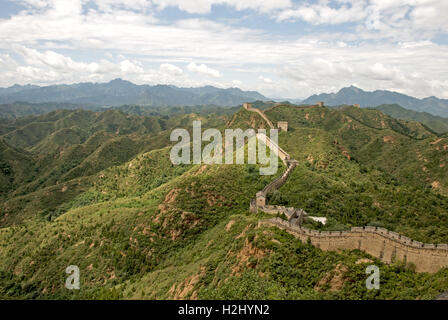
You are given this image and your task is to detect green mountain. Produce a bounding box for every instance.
[373,104,448,134]
[0,104,447,300]
[302,86,448,117]
[0,108,227,226]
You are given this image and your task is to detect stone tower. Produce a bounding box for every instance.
[353,104,360,108]
[256,192,266,207]
[278,121,288,132]
[316,101,324,107]
[243,102,251,110]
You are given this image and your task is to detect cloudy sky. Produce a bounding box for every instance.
[0,0,447,99]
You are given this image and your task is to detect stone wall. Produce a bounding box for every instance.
[243,103,275,129]
[259,160,296,197]
[260,218,448,273]
[256,133,290,164]
[246,102,448,273]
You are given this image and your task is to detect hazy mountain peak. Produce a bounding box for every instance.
[339,85,363,93]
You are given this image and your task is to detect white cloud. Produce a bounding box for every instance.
[259,76,273,84]
[120,59,144,74]
[277,1,368,24]
[187,62,222,78]
[159,63,183,76]
[151,0,291,14]
[0,0,448,100]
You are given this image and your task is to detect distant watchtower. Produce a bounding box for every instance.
[353,104,360,108]
[256,192,266,207]
[243,102,251,110]
[316,101,324,107]
[278,121,288,132]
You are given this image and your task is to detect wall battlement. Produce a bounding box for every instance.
[260,218,448,273]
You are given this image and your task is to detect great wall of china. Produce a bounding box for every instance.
[242,102,448,273]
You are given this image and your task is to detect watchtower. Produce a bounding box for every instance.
[243,102,251,110]
[278,121,288,132]
[316,101,324,107]
[256,192,266,207]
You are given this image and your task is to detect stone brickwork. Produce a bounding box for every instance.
[260,218,448,273]
[278,121,288,132]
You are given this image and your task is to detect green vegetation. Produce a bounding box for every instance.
[265,105,448,243]
[0,104,447,300]
[373,104,448,134]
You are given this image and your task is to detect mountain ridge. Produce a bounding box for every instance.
[0,79,267,107]
[302,85,448,117]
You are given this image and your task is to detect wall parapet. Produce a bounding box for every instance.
[260,218,448,273]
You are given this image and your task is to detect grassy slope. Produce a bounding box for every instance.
[373,104,448,134]
[0,159,275,298]
[0,139,34,198]
[0,109,232,226]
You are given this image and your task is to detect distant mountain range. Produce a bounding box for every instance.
[3,80,448,119]
[302,85,448,117]
[0,79,266,107]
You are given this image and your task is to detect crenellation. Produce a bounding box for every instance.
[261,218,448,273]
[388,231,400,240]
[400,236,412,244]
[412,241,423,248]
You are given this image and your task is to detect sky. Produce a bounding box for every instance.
[0,0,447,99]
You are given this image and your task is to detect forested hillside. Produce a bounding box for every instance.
[0,104,447,300]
